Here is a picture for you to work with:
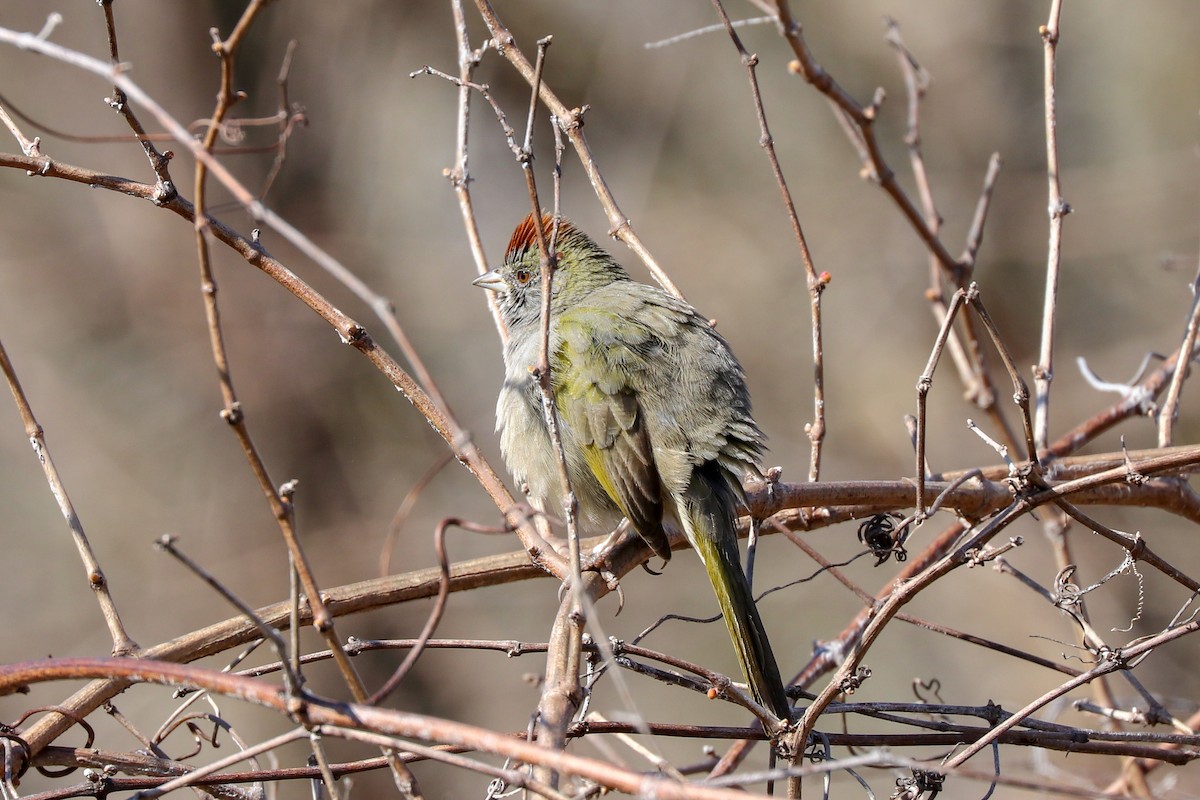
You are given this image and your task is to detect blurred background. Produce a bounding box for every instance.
[1,1,1198,797]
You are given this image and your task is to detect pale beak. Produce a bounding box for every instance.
[473,270,506,293]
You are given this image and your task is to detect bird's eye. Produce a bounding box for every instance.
[514,268,532,285]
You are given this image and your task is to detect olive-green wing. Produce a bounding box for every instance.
[554,309,672,560]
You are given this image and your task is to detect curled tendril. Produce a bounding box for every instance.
[858,513,909,565]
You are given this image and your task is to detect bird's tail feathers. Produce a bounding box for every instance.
[679,467,792,722]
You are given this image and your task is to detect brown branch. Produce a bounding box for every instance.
[190,0,377,731]
[97,0,175,193]
[1033,0,1068,449]
[943,614,1200,770]
[710,0,827,481]
[0,659,783,800]
[790,439,1200,748]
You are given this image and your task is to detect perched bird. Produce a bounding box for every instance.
[474,213,791,721]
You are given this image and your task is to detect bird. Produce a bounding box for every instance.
[474,213,791,721]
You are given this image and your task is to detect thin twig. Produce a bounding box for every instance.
[710,0,826,481]
[189,0,374,712]
[914,286,970,514]
[961,153,1004,271]
[379,451,456,576]
[0,98,41,157]
[1033,0,1069,449]
[97,1,175,196]
[369,518,511,705]
[154,536,302,696]
[644,16,774,50]
[307,731,343,800]
[444,1,505,338]
[512,38,591,782]
[963,284,1039,466]
[257,39,302,203]
[884,17,938,253]
[1157,262,1200,446]
[0,335,138,656]
[769,0,960,274]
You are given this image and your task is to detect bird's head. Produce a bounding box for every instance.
[473,213,628,324]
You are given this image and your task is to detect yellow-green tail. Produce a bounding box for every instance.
[679,465,792,721]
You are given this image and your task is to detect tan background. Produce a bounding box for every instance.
[1,2,1198,797]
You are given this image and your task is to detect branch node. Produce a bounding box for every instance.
[559,105,588,132]
[340,323,368,346]
[279,479,299,500]
[1050,197,1072,218]
[219,402,243,426]
[838,665,872,694]
[150,179,176,205]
